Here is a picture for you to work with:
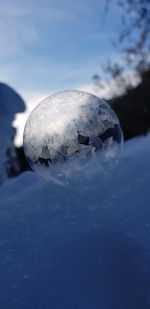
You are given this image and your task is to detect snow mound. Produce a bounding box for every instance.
[0,134,150,308]
[0,83,25,184]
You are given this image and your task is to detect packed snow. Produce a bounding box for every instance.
[0,134,150,308]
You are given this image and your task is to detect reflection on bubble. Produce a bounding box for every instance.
[23,90,123,184]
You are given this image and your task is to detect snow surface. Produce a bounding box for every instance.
[0,134,150,308]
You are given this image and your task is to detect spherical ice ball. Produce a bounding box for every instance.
[23,90,123,183]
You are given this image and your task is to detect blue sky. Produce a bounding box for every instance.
[0,0,123,144]
[0,0,122,99]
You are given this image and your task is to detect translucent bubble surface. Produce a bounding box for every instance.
[23,91,123,183]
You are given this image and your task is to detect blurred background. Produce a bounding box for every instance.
[0,0,150,184]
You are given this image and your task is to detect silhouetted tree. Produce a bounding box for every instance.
[94,0,150,94]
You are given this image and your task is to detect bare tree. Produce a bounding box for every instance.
[94,0,150,95]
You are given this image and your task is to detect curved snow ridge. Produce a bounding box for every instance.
[0,171,44,204]
[0,134,150,309]
[124,133,150,157]
[0,133,150,209]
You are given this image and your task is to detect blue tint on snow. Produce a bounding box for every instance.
[0,135,150,308]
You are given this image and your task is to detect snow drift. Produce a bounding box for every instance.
[0,134,150,309]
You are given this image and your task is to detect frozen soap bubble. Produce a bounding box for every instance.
[23,90,123,184]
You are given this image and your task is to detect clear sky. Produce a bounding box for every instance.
[0,0,122,98]
[0,0,122,144]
